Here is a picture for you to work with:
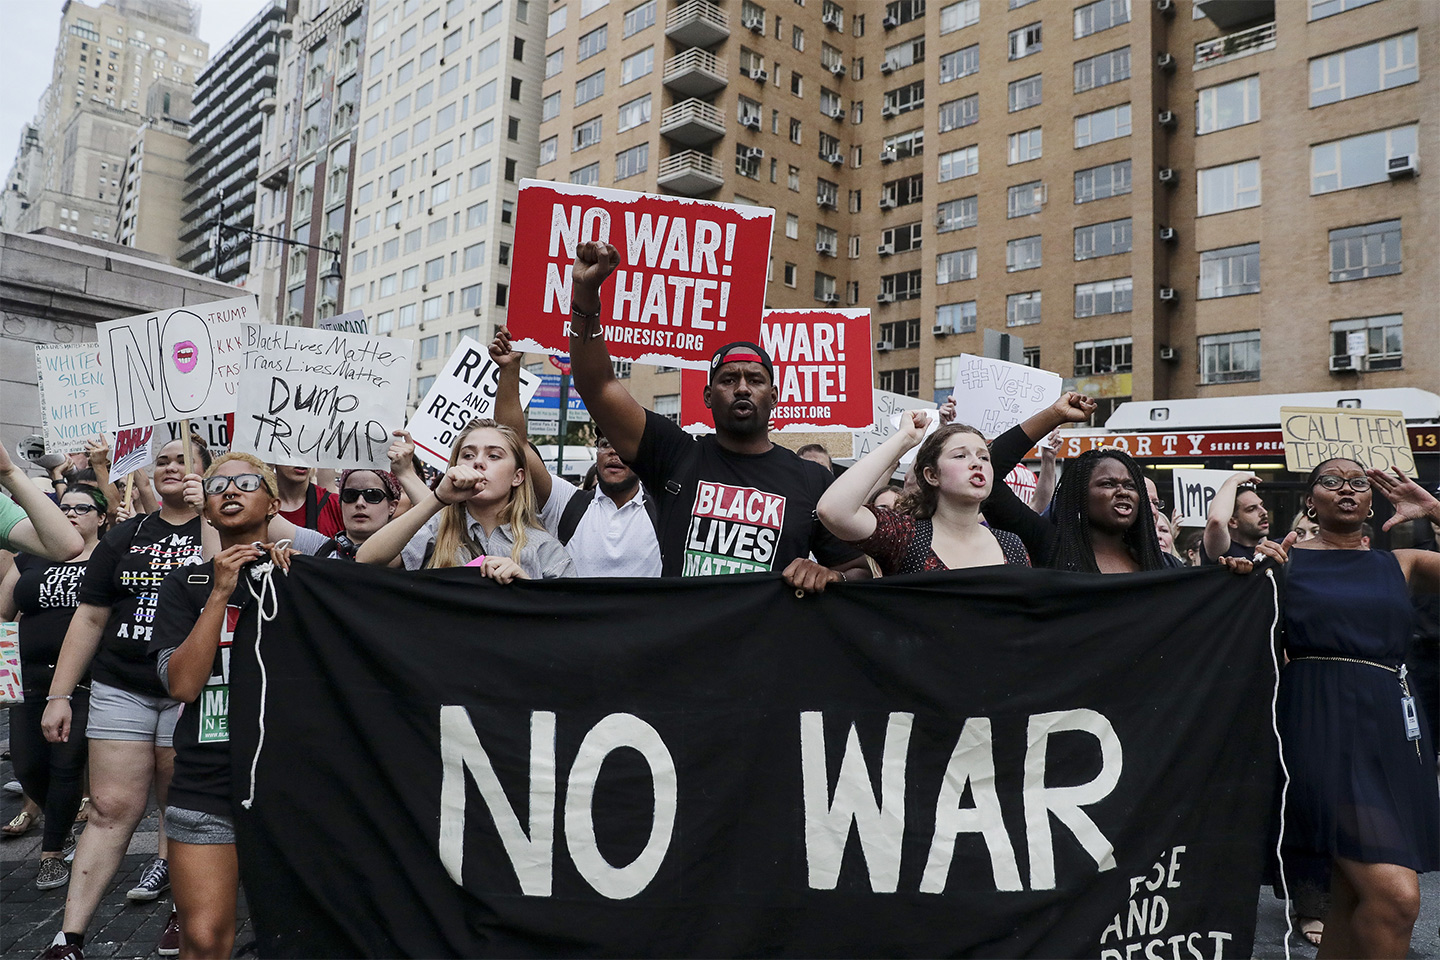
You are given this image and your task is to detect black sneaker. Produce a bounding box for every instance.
[156,911,180,957]
[125,857,168,902]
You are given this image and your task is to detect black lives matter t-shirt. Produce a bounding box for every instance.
[149,561,248,817]
[77,513,204,698]
[12,554,91,692]
[630,410,860,577]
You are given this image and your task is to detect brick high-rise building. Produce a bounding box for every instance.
[539,0,1437,431]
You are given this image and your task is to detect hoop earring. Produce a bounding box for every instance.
[1367,509,1374,519]
[1306,506,1317,519]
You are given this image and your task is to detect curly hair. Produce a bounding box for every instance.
[895,423,989,520]
[1048,448,1166,572]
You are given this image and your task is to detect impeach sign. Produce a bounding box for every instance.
[1280,406,1415,474]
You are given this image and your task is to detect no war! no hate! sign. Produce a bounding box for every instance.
[506,180,774,369]
[679,310,874,433]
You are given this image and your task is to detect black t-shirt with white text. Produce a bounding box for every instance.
[77,513,204,698]
[630,410,860,577]
[13,554,91,692]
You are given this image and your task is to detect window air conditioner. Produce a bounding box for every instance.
[932,324,948,336]
[881,104,898,118]
[744,15,763,32]
[743,146,764,160]
[1387,155,1418,178]
[879,196,897,209]
[882,14,899,29]
[1157,168,1177,183]
[742,115,761,130]
[752,68,768,82]
[816,241,836,255]
[880,148,897,163]
[827,153,844,166]
[880,60,894,74]
[1158,287,1177,301]
[877,242,894,255]
[876,292,895,304]
[829,62,845,76]
[1157,110,1176,128]
[1158,226,1177,242]
[1329,354,1359,372]
[1159,346,1177,361]
[823,294,839,305]
[1156,52,1175,71]
[826,105,845,119]
[875,340,895,351]
[1155,0,1174,12]
[822,11,841,28]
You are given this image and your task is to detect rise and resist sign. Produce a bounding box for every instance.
[506,180,774,369]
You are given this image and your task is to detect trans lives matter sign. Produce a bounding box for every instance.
[96,295,257,430]
[506,180,773,369]
[678,309,874,433]
[948,354,1063,440]
[230,561,1280,958]
[406,337,542,470]
[1280,406,1416,474]
[35,343,109,453]
[232,324,412,471]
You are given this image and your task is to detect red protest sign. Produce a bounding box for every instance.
[679,309,874,433]
[507,180,773,369]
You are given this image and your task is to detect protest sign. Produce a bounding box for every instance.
[406,337,541,469]
[1280,406,1415,474]
[159,414,233,457]
[1171,469,1243,527]
[232,559,1278,959]
[506,180,773,369]
[678,309,874,433]
[948,354,1063,440]
[318,309,367,334]
[96,295,257,430]
[110,427,154,478]
[232,324,413,471]
[35,343,110,453]
[850,389,937,464]
[1005,463,1038,506]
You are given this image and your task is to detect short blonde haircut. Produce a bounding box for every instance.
[204,452,279,499]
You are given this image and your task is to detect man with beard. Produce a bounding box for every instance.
[564,241,867,590]
[1201,472,1271,563]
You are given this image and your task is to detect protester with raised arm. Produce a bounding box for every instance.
[0,440,83,561]
[565,241,867,591]
[1203,472,1270,563]
[818,410,1029,573]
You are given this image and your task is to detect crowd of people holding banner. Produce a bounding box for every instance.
[0,239,1435,960]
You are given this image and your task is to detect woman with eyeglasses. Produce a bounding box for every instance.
[323,469,406,560]
[38,436,212,960]
[1276,458,1440,959]
[0,488,108,890]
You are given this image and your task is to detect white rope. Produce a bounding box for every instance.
[1265,566,1293,960]
[239,543,287,810]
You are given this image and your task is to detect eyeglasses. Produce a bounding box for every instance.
[58,503,98,515]
[202,474,266,497]
[341,487,390,504]
[1314,475,1370,492]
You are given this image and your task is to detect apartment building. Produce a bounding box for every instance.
[344,0,547,403]
[538,0,1436,429]
[177,1,289,285]
[0,0,208,243]
[114,82,193,261]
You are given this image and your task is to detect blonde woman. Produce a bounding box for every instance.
[356,419,574,581]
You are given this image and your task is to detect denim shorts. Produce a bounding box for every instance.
[85,680,182,747]
[164,805,235,845]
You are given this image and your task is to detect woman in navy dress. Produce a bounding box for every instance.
[1278,458,1439,959]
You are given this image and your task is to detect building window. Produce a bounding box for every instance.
[624,0,657,36]
[1330,314,1402,370]
[621,47,654,84]
[1199,243,1260,299]
[1008,74,1042,112]
[936,195,977,233]
[1309,0,1382,21]
[937,146,978,183]
[883,80,924,116]
[884,36,924,70]
[572,116,602,151]
[937,94,978,132]
[575,69,605,105]
[939,0,979,34]
[1006,235,1042,272]
[1075,159,1132,204]
[1311,32,1417,107]
[654,394,680,423]
[571,162,600,186]
[1310,124,1418,195]
[790,118,802,144]
[1007,180,1045,218]
[936,248,977,285]
[879,318,921,349]
[1074,337,1132,376]
[1199,331,1261,384]
[545,48,563,78]
[612,359,633,379]
[1007,291,1041,327]
[878,367,921,397]
[1007,127,1042,164]
[1074,0,1130,39]
[542,91,561,122]
[540,135,557,165]
[937,301,977,334]
[881,221,923,253]
[939,44,978,84]
[1198,159,1261,215]
[463,242,487,270]
[615,142,648,180]
[1074,277,1132,317]
[881,173,923,206]
[1074,218,1132,260]
[617,93,651,131]
[1329,219,1401,282]
[881,269,923,301]
[1074,46,1130,93]
[1075,103,1131,148]
[1197,76,1259,134]
[461,284,484,309]
[1008,22,1041,60]
[784,262,797,286]
[578,24,607,61]
[882,127,924,160]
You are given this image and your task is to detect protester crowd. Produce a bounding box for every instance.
[0,240,1435,960]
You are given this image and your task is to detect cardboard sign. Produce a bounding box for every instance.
[947,354,1063,440]
[111,427,154,478]
[1005,464,1038,507]
[0,622,20,705]
[160,414,233,457]
[850,389,938,464]
[406,337,541,470]
[35,343,110,453]
[1280,406,1416,474]
[506,180,773,369]
[318,309,368,334]
[96,295,257,430]
[1170,469,1244,527]
[678,309,874,434]
[232,324,413,471]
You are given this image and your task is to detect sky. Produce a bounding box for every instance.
[0,0,269,166]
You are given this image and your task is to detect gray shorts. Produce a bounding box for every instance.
[85,680,182,747]
[164,805,235,845]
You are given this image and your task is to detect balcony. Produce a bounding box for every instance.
[656,150,724,196]
[659,98,725,147]
[1194,0,1275,30]
[1194,21,1275,69]
[662,48,728,98]
[665,0,730,48]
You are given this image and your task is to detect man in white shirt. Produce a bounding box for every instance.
[538,436,662,578]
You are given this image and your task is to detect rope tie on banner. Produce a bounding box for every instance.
[240,541,289,810]
[1264,567,1293,960]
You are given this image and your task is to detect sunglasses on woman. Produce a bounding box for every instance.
[1314,475,1370,492]
[58,503,99,515]
[341,487,391,504]
[203,474,266,496]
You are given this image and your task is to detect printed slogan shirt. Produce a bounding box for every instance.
[631,410,860,577]
[77,513,205,698]
[13,554,92,692]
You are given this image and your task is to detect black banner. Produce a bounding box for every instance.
[229,560,1280,958]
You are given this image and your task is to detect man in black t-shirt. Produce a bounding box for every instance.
[565,241,867,589]
[1201,472,1270,564]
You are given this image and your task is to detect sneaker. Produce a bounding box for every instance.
[125,857,168,902]
[156,911,180,957]
[39,937,83,959]
[2,779,21,795]
[61,835,76,863]
[35,856,71,890]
